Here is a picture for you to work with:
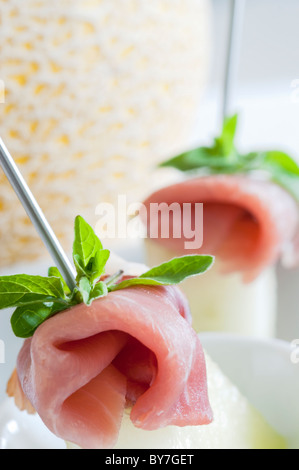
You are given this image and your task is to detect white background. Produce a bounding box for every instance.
[198,0,299,156]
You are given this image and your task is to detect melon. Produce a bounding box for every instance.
[144,239,277,338]
[67,353,286,449]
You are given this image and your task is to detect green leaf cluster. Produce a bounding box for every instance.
[0,216,214,338]
[160,115,299,202]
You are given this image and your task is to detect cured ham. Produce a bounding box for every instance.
[142,174,299,336]
[142,174,299,282]
[7,282,212,450]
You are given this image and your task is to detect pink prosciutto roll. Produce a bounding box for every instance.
[7,283,212,450]
[142,175,299,336]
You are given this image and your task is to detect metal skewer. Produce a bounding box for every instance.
[0,137,77,291]
[222,0,246,120]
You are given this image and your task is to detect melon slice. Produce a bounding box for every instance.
[144,239,277,338]
[67,353,287,450]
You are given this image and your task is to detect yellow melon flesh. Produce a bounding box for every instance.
[67,354,287,450]
[144,240,277,338]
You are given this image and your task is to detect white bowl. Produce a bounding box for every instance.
[0,333,298,449]
[199,333,299,449]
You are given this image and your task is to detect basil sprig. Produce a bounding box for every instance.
[0,216,214,338]
[110,255,213,291]
[160,114,299,202]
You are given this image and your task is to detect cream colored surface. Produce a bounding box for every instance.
[0,0,210,267]
[66,353,286,450]
[144,239,277,337]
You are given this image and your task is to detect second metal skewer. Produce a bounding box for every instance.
[222,0,246,120]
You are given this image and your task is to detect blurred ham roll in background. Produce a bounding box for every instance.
[0,0,211,266]
[142,175,299,337]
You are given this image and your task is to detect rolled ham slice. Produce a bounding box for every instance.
[142,175,299,337]
[7,282,212,449]
[142,174,299,282]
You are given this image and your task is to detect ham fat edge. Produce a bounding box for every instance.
[7,284,212,449]
[142,175,299,282]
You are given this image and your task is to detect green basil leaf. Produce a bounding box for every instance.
[11,302,68,338]
[73,250,110,285]
[110,255,214,291]
[78,278,108,306]
[48,267,71,295]
[89,249,110,285]
[159,147,240,172]
[159,147,212,171]
[214,114,238,156]
[247,151,299,202]
[73,216,103,270]
[239,151,264,169]
[159,114,299,204]
[88,281,108,305]
[140,255,214,283]
[73,216,110,286]
[108,278,169,290]
[159,115,240,173]
[0,275,67,310]
[79,277,92,305]
[262,151,299,176]
[73,254,87,279]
